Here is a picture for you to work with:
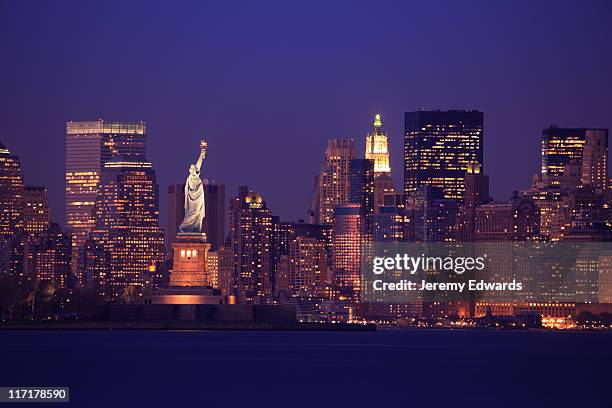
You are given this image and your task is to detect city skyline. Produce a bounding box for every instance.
[1,111,610,232]
[2,1,612,226]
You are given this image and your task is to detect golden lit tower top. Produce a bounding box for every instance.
[365,114,391,175]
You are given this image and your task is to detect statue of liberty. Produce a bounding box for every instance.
[179,140,207,233]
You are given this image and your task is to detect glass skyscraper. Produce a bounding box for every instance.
[65,120,146,249]
[404,110,483,202]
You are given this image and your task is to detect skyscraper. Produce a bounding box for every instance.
[404,110,483,202]
[541,126,608,191]
[203,183,225,251]
[65,120,146,249]
[0,142,24,237]
[366,114,391,175]
[228,187,274,303]
[332,203,364,301]
[349,159,375,217]
[166,184,185,254]
[91,155,165,298]
[318,139,355,225]
[23,186,51,236]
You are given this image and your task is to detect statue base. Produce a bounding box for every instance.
[170,233,213,287]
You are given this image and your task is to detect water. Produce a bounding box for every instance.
[1,329,610,407]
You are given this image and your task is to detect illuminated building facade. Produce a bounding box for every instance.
[23,186,51,236]
[228,187,274,303]
[541,126,608,191]
[0,142,24,237]
[24,223,71,288]
[287,236,327,295]
[65,120,146,250]
[332,203,364,301]
[91,155,165,298]
[318,139,355,225]
[366,114,391,175]
[404,110,483,202]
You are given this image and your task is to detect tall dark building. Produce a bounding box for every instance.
[349,159,375,216]
[404,110,483,203]
[91,155,165,299]
[203,184,225,251]
[166,184,185,254]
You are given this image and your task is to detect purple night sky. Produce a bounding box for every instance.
[1,0,611,229]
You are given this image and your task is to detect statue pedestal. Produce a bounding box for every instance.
[169,233,212,287]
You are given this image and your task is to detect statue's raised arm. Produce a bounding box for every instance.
[178,139,207,234]
[195,140,207,172]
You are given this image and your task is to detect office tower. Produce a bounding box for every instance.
[365,114,397,212]
[23,186,51,236]
[541,126,608,191]
[166,184,185,253]
[349,159,375,217]
[406,186,459,242]
[318,139,355,224]
[404,110,483,202]
[228,187,273,303]
[203,184,225,251]
[332,203,364,301]
[24,223,72,288]
[0,142,24,237]
[366,114,391,175]
[456,164,490,241]
[65,120,146,249]
[92,155,165,298]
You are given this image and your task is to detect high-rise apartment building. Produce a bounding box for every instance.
[91,155,165,298]
[228,187,274,303]
[404,110,483,202]
[65,120,146,249]
[318,139,355,225]
[23,186,51,235]
[24,223,72,288]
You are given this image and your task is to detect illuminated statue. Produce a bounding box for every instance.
[179,140,207,233]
